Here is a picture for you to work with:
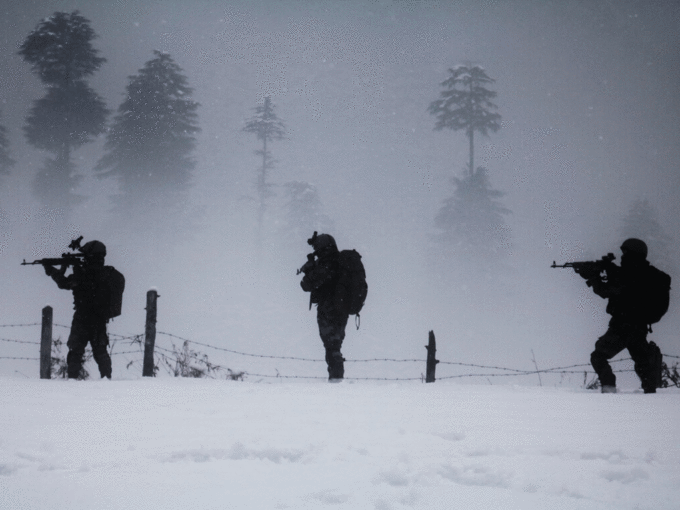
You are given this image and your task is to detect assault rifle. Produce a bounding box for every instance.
[297,231,320,275]
[551,252,616,286]
[21,236,85,268]
[297,253,317,275]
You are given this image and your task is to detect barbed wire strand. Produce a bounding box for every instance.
[155,331,680,366]
[3,322,678,357]
[0,337,40,345]
[3,324,679,382]
[145,344,611,381]
[158,331,326,362]
[5,324,680,363]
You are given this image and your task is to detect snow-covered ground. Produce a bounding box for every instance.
[1,377,679,510]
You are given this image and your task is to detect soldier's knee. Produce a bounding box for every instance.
[590,350,605,366]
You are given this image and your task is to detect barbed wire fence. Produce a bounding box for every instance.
[1,293,679,386]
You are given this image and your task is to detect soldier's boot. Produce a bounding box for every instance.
[645,341,663,393]
[66,350,85,379]
[635,342,662,394]
[98,362,112,380]
[92,342,112,380]
[328,351,345,381]
[592,351,617,395]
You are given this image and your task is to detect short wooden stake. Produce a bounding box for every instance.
[425,330,439,383]
[40,306,53,379]
[143,290,158,377]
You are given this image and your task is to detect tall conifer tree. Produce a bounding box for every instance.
[428,65,510,271]
[19,11,108,209]
[243,96,286,239]
[97,50,200,211]
[428,65,501,178]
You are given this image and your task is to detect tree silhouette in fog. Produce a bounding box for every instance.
[620,198,674,273]
[96,51,200,212]
[243,96,286,240]
[0,111,15,176]
[282,181,334,245]
[428,65,501,178]
[434,166,511,265]
[429,65,510,272]
[19,11,108,210]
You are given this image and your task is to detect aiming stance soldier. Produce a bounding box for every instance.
[555,238,670,393]
[43,240,124,379]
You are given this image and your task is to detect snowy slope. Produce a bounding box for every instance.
[1,377,679,510]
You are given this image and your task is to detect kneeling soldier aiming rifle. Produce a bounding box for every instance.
[552,239,670,393]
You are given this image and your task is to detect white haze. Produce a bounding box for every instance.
[0,0,679,387]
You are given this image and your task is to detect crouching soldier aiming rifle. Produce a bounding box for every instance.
[298,232,367,382]
[552,239,670,393]
[23,237,125,380]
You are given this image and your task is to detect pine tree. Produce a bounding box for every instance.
[19,11,108,208]
[620,198,674,272]
[243,97,286,238]
[428,65,510,272]
[96,51,200,209]
[434,166,511,266]
[0,111,15,176]
[282,181,334,245]
[428,65,501,178]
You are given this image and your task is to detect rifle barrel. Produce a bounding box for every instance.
[20,255,84,266]
[551,262,572,268]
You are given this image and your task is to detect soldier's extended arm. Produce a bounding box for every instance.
[45,264,74,290]
[22,254,83,290]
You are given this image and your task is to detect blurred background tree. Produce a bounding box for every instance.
[0,110,15,177]
[19,11,108,211]
[243,96,286,245]
[620,198,674,274]
[96,51,200,214]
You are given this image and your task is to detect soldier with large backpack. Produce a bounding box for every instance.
[563,238,670,393]
[299,232,367,381]
[43,239,125,379]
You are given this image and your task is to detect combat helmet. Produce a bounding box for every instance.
[80,240,107,258]
[620,238,647,259]
[307,231,338,258]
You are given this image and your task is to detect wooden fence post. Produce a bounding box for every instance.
[425,330,439,383]
[40,306,53,379]
[143,290,158,377]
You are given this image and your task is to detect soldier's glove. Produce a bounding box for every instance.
[585,277,599,288]
[43,264,56,277]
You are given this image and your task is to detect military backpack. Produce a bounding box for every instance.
[642,266,671,326]
[334,249,368,317]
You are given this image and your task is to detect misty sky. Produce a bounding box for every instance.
[1,0,679,382]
